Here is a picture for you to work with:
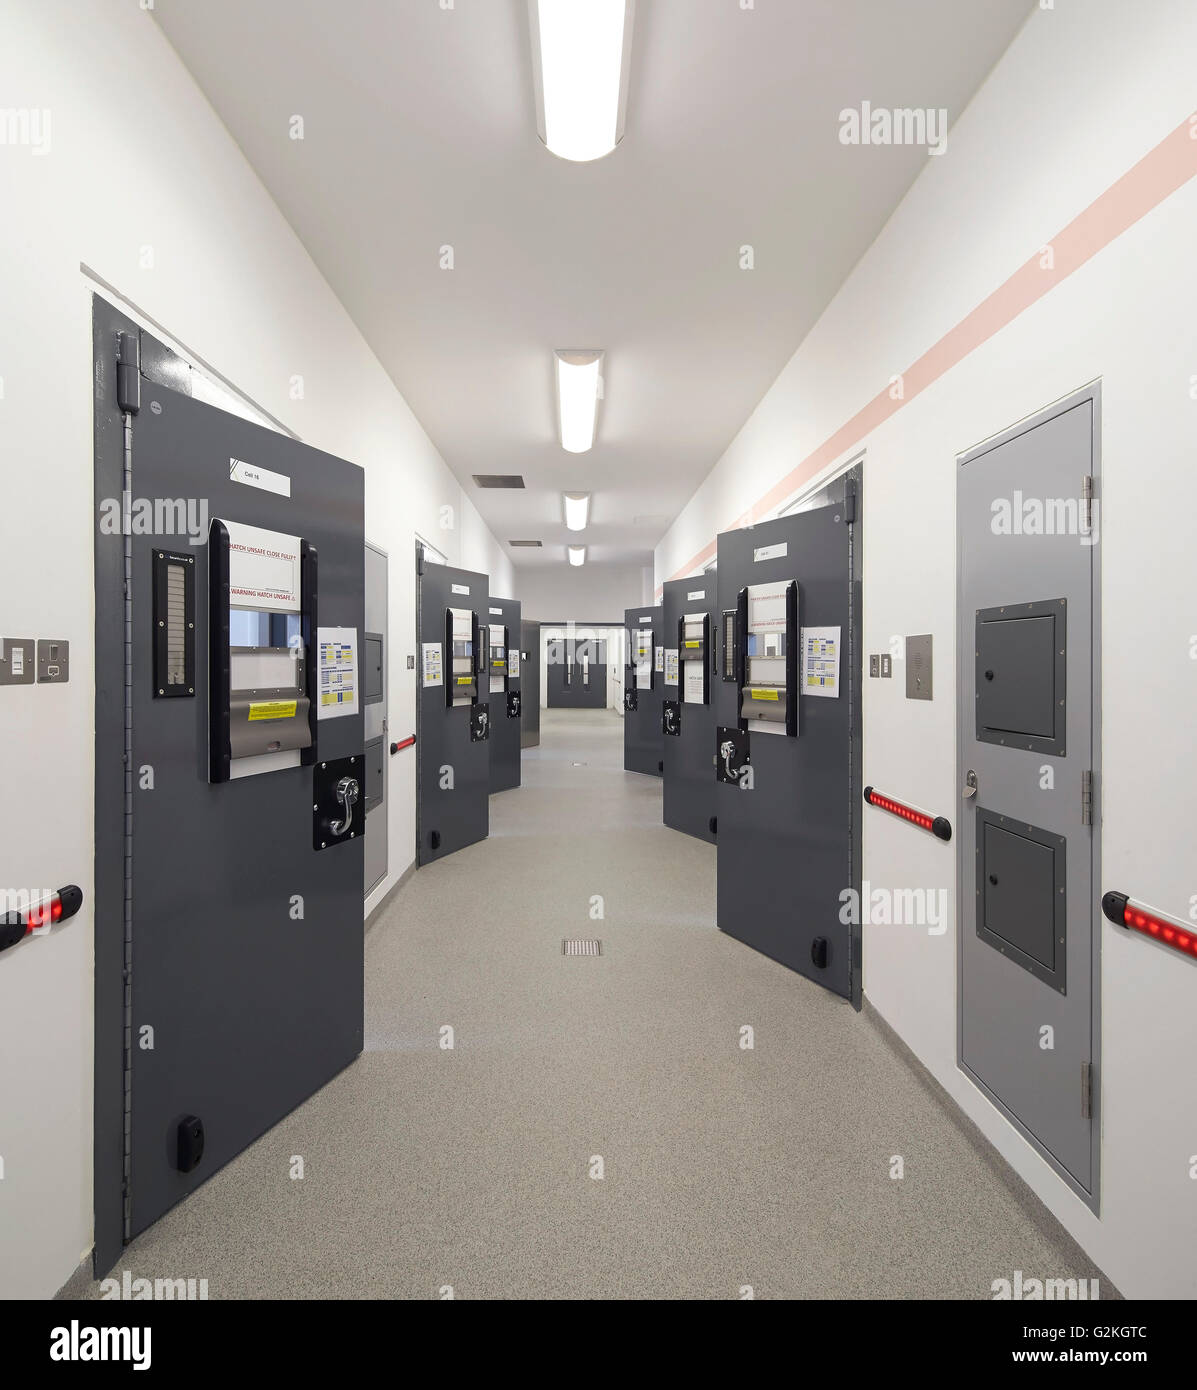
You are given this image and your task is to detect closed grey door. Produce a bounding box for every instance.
[548,638,606,708]
[957,385,1100,1206]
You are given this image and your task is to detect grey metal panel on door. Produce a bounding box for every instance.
[520,619,540,747]
[363,541,387,896]
[487,595,522,793]
[714,481,862,1002]
[957,385,1100,1207]
[661,580,717,842]
[416,556,490,863]
[93,303,365,1252]
[623,604,663,776]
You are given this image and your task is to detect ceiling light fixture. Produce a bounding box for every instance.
[568,545,586,567]
[555,350,603,453]
[530,0,634,163]
[563,492,591,531]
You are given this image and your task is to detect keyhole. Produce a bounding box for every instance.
[984,669,995,681]
[988,874,999,886]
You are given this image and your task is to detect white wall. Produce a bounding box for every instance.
[655,0,1197,1299]
[515,561,649,623]
[0,0,510,1298]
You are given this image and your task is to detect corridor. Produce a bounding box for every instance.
[64,711,1106,1300]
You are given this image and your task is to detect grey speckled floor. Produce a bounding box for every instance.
[62,709,1112,1300]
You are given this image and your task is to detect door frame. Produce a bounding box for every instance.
[954,379,1102,1212]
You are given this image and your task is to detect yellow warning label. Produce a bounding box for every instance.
[684,640,700,648]
[456,676,473,686]
[492,660,505,667]
[248,699,297,721]
[749,688,779,701]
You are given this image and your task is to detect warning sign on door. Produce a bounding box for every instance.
[318,626,358,718]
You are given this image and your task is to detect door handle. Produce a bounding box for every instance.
[963,769,978,799]
[330,776,360,836]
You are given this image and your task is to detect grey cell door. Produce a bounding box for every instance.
[547,638,607,708]
[92,302,365,1265]
[715,477,861,1001]
[487,596,522,794]
[623,604,663,776]
[416,553,490,863]
[520,620,540,748]
[363,542,388,896]
[957,385,1100,1207]
[661,579,717,841]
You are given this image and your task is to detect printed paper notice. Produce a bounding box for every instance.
[318,626,358,718]
[654,645,664,673]
[802,626,840,698]
[664,649,679,685]
[421,641,443,688]
[509,647,520,679]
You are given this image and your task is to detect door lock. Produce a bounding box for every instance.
[330,776,359,836]
[963,769,978,799]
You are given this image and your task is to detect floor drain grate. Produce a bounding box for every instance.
[562,938,603,957]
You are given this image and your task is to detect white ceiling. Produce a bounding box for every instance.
[155,0,1032,570]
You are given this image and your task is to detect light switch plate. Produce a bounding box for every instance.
[38,639,70,683]
[906,634,932,700]
[0,637,36,685]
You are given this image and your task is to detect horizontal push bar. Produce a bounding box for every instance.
[863,786,952,842]
[1,884,84,954]
[1102,891,1197,961]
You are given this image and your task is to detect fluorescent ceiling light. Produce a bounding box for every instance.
[531,0,634,162]
[563,492,591,531]
[555,350,603,453]
[568,545,586,567]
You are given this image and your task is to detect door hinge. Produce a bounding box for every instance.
[1081,475,1094,534]
[843,477,857,526]
[1080,1061,1092,1119]
[116,331,141,415]
[1081,769,1094,826]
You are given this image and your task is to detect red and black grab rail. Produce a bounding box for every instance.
[863,786,952,842]
[1102,892,1197,961]
[1,885,83,953]
[390,735,416,755]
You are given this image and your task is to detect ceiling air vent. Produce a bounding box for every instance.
[472,474,525,489]
[508,540,543,548]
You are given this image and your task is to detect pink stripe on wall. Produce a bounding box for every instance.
[659,111,1197,595]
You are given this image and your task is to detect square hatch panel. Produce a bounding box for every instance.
[975,598,1066,756]
[976,809,1067,993]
